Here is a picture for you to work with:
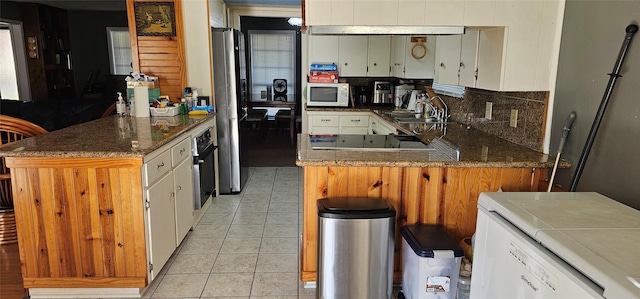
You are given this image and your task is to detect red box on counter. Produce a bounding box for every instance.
[309,71,339,83]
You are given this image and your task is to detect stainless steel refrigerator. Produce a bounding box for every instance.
[211,28,249,193]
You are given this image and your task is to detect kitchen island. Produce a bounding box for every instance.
[0,114,216,298]
[296,110,568,283]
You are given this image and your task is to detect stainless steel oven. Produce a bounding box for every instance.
[193,127,216,209]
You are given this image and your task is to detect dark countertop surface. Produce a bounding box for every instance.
[0,114,215,158]
[298,107,567,168]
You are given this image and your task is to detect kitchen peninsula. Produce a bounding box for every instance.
[296,109,568,283]
[0,114,216,298]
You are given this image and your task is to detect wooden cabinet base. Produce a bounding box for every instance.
[5,157,148,289]
[301,166,544,282]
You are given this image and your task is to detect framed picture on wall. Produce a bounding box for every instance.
[134,2,176,36]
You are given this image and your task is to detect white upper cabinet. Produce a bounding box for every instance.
[434,28,479,87]
[459,29,479,87]
[339,36,368,76]
[389,35,435,79]
[390,36,406,78]
[434,35,462,85]
[476,27,506,91]
[367,36,391,77]
[305,0,564,91]
[309,35,340,65]
[403,36,436,79]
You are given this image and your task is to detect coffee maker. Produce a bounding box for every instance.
[373,81,393,104]
[353,86,372,106]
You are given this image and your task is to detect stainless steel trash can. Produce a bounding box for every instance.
[317,197,396,299]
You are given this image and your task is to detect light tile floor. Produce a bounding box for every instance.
[142,167,317,299]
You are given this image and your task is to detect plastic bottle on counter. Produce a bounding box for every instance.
[116,92,126,116]
[180,98,188,115]
[457,258,472,299]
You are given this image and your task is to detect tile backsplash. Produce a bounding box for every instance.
[439,88,549,151]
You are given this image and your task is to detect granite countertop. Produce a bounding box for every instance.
[298,107,568,168]
[0,114,215,158]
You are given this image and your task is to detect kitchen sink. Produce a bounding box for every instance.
[394,118,458,125]
[383,111,416,118]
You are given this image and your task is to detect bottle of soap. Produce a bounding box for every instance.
[116,92,126,116]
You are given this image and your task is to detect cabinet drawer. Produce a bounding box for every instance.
[310,115,339,127]
[171,137,192,166]
[340,115,369,127]
[145,150,172,187]
[310,126,340,135]
[341,127,369,134]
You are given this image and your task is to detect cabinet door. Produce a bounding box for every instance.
[390,36,406,78]
[174,158,194,246]
[367,36,391,77]
[459,29,479,87]
[434,35,462,85]
[476,27,506,91]
[404,35,436,79]
[147,172,176,279]
[339,36,368,76]
[309,35,340,65]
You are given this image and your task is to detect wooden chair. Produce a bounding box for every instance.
[0,115,48,244]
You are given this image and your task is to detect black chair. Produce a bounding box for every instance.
[246,108,269,139]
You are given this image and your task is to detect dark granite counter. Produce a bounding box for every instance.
[0,115,215,158]
[298,108,568,168]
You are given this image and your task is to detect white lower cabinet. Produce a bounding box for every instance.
[369,115,397,135]
[144,136,194,280]
[308,112,370,134]
[308,111,398,135]
[174,158,194,245]
[146,172,176,280]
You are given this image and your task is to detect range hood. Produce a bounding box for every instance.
[307,25,465,35]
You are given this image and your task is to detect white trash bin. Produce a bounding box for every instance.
[400,225,464,299]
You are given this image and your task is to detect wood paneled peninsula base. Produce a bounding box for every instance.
[296,126,568,283]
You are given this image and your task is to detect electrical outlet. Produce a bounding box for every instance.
[485,102,493,120]
[510,109,518,128]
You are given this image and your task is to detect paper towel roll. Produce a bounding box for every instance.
[133,86,150,117]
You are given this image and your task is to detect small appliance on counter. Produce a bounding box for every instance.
[353,85,372,106]
[373,81,393,104]
[306,82,350,107]
[394,84,414,108]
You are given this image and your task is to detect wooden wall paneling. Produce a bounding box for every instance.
[126,0,140,73]
[402,167,422,224]
[301,166,321,281]
[127,0,186,101]
[12,167,38,278]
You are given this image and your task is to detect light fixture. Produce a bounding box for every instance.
[288,17,302,27]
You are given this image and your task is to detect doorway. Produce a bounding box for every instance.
[240,16,301,167]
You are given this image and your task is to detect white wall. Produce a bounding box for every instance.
[182,0,214,98]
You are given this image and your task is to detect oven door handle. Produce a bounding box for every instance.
[194,145,217,164]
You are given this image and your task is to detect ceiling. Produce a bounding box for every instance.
[7,0,299,11]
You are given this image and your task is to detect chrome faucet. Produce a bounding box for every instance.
[429,96,449,123]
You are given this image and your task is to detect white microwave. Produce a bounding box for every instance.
[306,83,350,107]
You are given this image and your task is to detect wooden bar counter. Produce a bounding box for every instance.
[296,118,568,283]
